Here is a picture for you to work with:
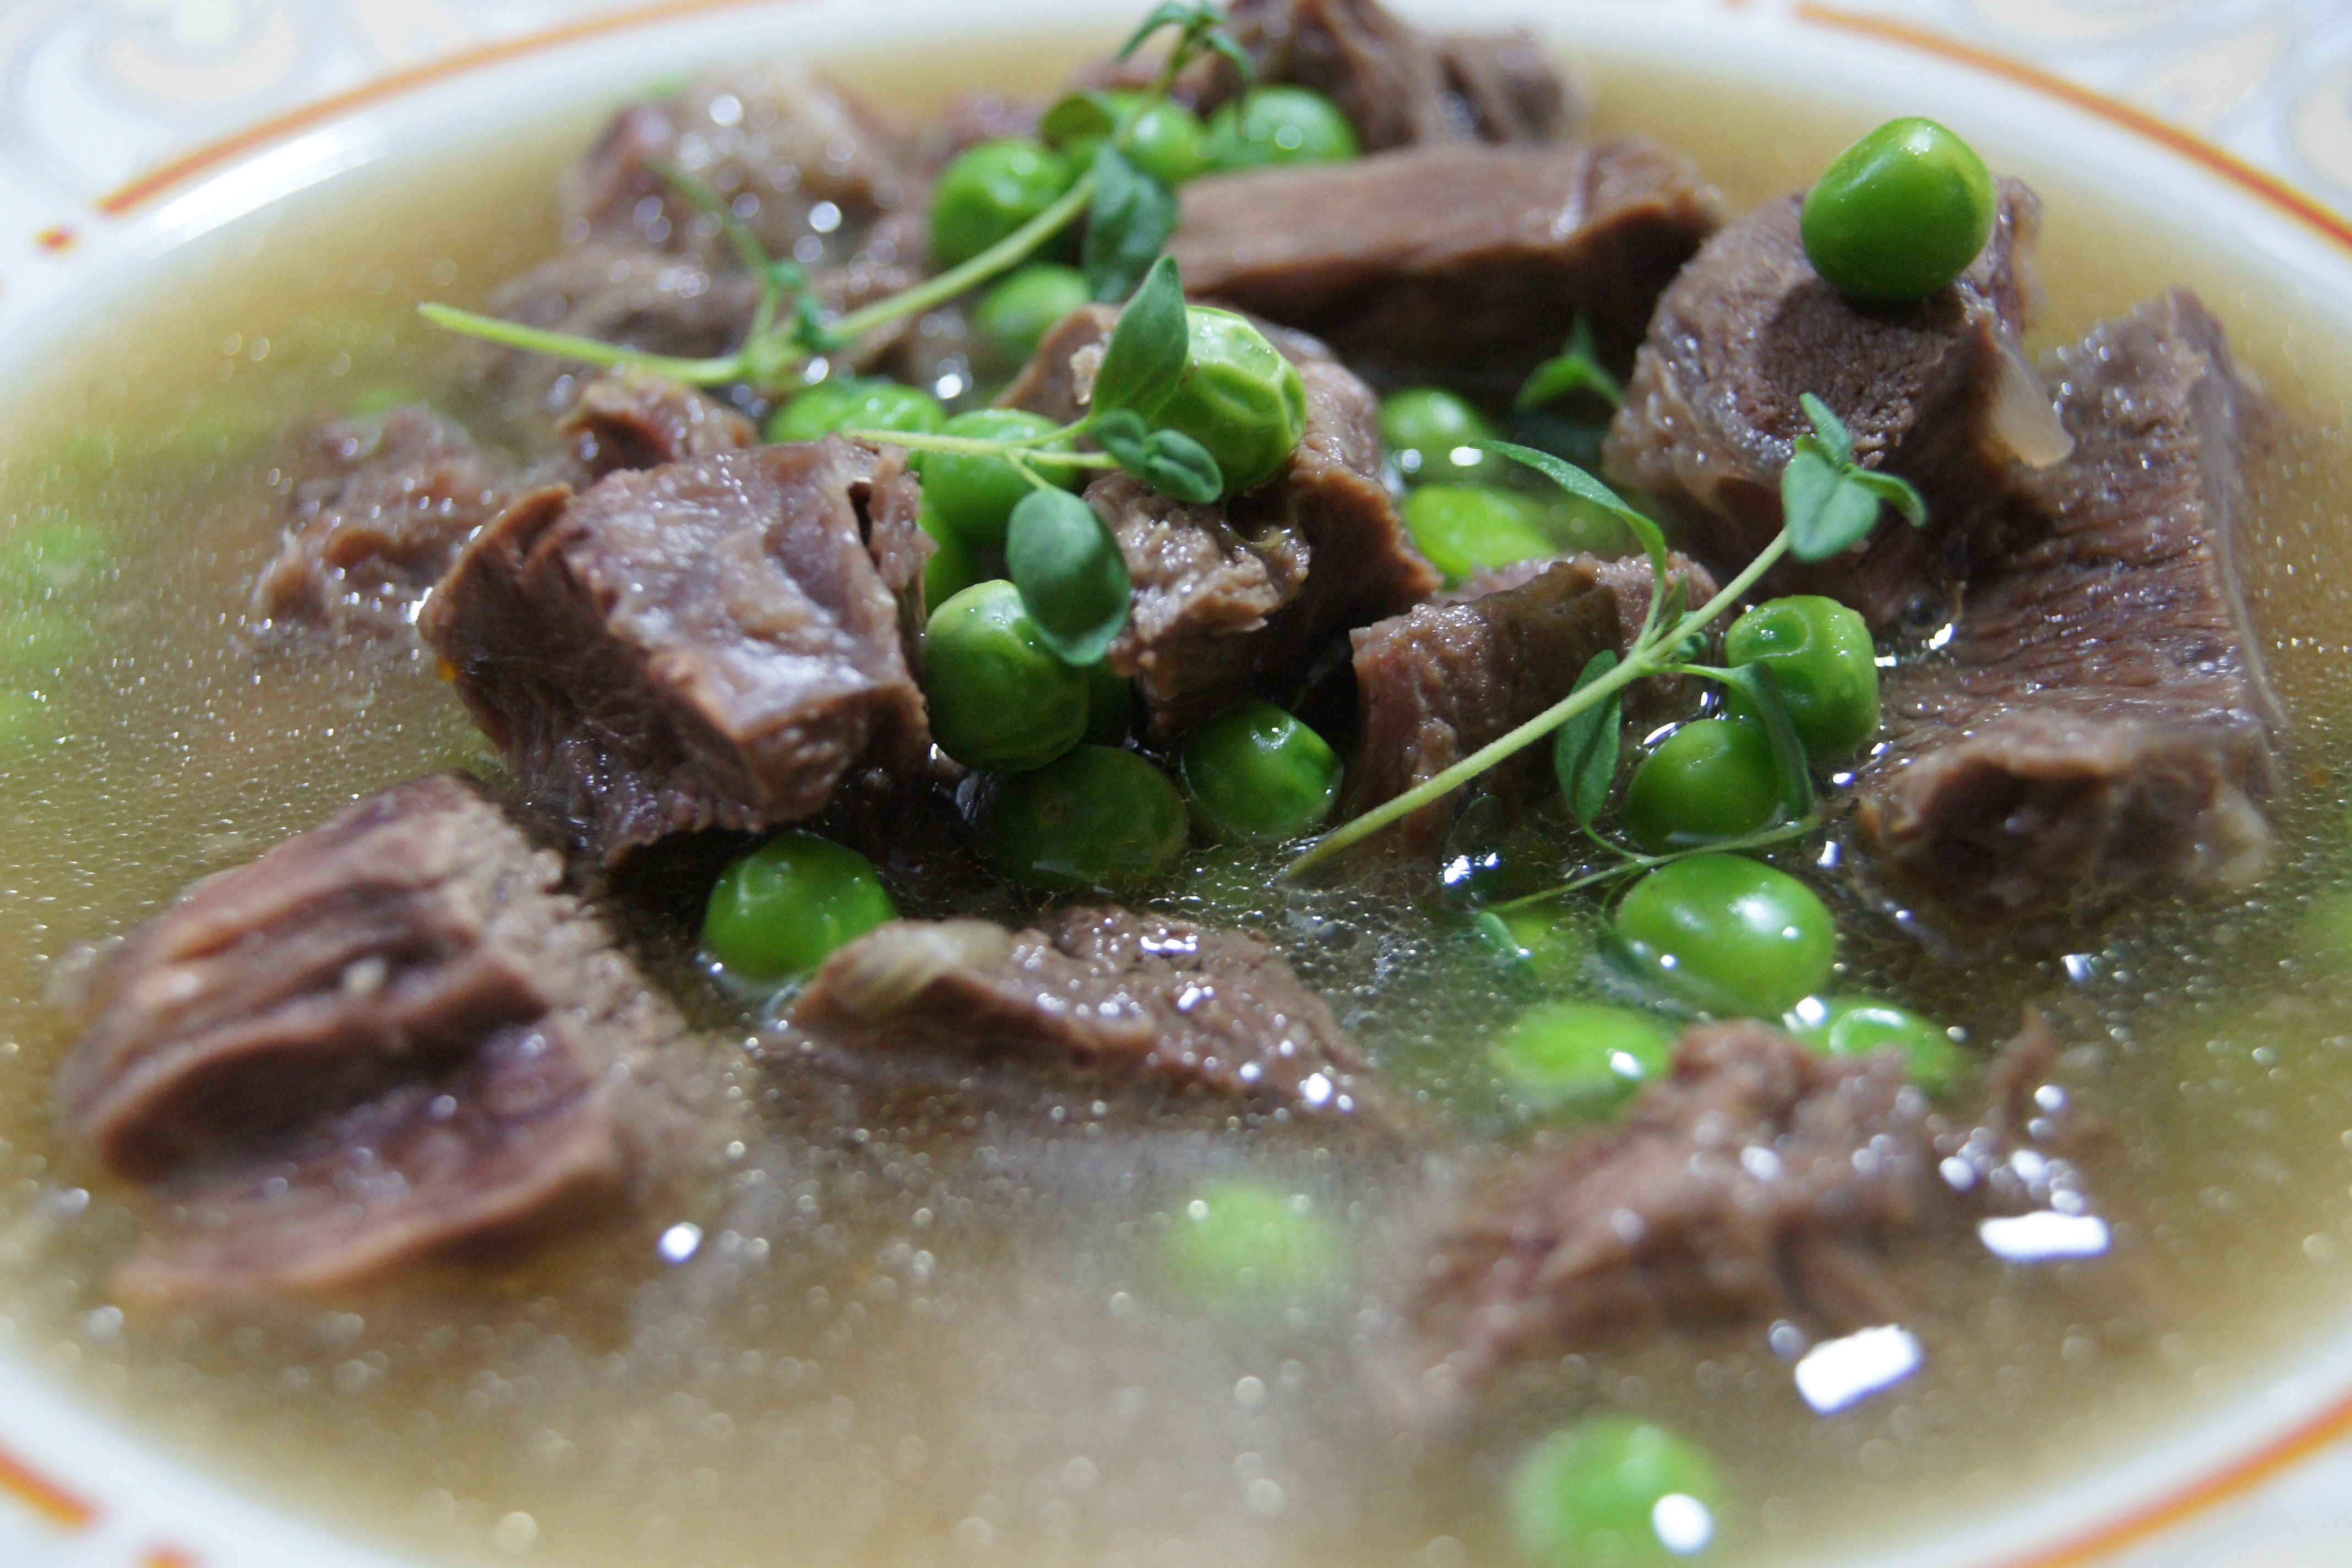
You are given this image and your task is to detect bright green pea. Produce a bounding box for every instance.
[1621,720,1780,852]
[702,830,896,986]
[1800,117,1996,302]
[1478,900,1594,984]
[930,137,1078,267]
[1379,387,1502,485]
[922,580,1088,772]
[1511,1418,1722,1567]
[916,502,983,611]
[913,409,1078,550]
[973,264,1093,366]
[983,743,1189,889]
[766,377,948,444]
[1491,1002,1675,1117]
[1163,1180,1345,1305]
[1083,660,1133,745]
[1208,86,1360,172]
[1147,308,1308,495]
[1722,595,1879,757]
[1786,994,1971,1097]
[1401,486,1556,582]
[1060,92,1212,187]
[1613,854,1837,1018]
[1179,698,1341,842]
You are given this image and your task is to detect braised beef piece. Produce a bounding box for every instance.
[480,70,932,412]
[249,406,513,640]
[1169,140,1718,396]
[420,439,930,865]
[1404,1018,2055,1403]
[1603,181,2051,630]
[1350,552,1717,851]
[1002,306,1436,737]
[1854,290,2278,923]
[1190,0,1577,151]
[788,907,1377,1120]
[557,368,758,483]
[58,774,710,1300]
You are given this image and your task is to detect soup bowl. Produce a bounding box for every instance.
[2,2,2350,1566]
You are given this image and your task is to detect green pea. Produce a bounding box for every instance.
[1401,485,1556,582]
[930,137,1078,268]
[1208,86,1361,172]
[1477,900,1593,984]
[1491,1002,1675,1117]
[702,830,896,986]
[1179,698,1341,842]
[1800,117,1996,302]
[922,580,1088,772]
[766,377,947,444]
[1083,660,1133,745]
[1147,308,1308,495]
[973,264,1093,366]
[0,521,102,605]
[1060,92,1212,187]
[1163,1180,1344,1305]
[1613,854,1837,1017]
[1621,720,1781,851]
[984,743,1189,889]
[916,501,983,611]
[914,409,1080,551]
[1510,1418,1722,1567]
[1722,595,1880,758]
[1786,994,1970,1097]
[1378,387,1502,485]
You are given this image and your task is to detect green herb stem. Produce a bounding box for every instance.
[1281,531,1794,878]
[1488,814,1825,909]
[839,428,1119,468]
[413,303,745,383]
[827,172,1099,345]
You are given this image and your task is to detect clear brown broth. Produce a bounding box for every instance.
[1,36,2351,1568]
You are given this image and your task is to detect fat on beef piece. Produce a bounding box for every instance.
[249,406,512,640]
[58,774,711,1301]
[419,440,930,864]
[1855,290,2278,923]
[1169,140,1720,396]
[1002,306,1437,737]
[1351,552,1718,851]
[1189,0,1577,151]
[790,908,1376,1120]
[1603,181,2054,631]
[557,368,758,484]
[1404,1018,2051,1403]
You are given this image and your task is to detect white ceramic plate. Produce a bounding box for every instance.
[3,4,2351,1565]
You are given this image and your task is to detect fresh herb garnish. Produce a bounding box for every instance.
[1515,318,1623,413]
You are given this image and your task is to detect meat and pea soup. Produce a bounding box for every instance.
[4,3,2352,1564]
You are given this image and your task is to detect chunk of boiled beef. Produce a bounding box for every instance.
[1854,290,2278,924]
[787,908,1378,1121]
[556,368,758,484]
[249,406,514,640]
[1192,0,1578,150]
[1169,140,1719,396]
[420,439,930,865]
[1602,181,2059,630]
[1350,552,1718,851]
[1001,306,1437,737]
[57,774,712,1300]
[478,71,931,412]
[1400,1017,2060,1409]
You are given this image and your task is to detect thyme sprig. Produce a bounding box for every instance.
[1282,404,1924,879]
